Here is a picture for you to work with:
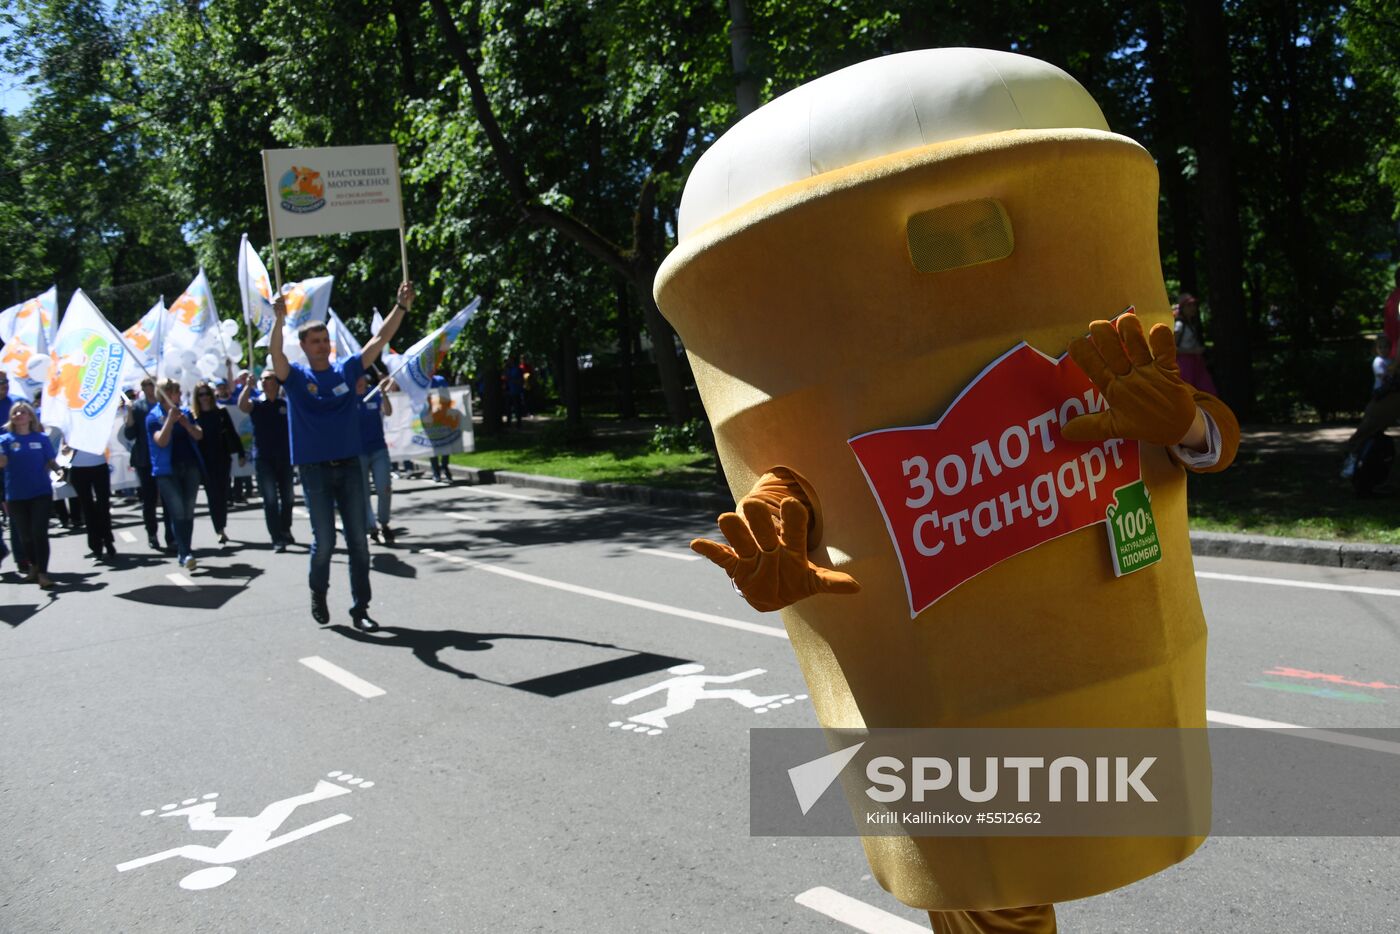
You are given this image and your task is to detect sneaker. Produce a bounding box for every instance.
[36,573,54,589]
[369,527,381,544]
[381,527,396,546]
[312,592,330,625]
[274,541,288,554]
[185,556,198,572]
[147,535,160,551]
[105,542,117,558]
[350,607,378,632]
[218,531,229,545]
[1340,454,1357,480]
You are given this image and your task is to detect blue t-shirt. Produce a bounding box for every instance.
[358,392,387,453]
[249,395,291,462]
[0,431,55,501]
[282,356,365,465]
[0,395,12,427]
[146,404,203,477]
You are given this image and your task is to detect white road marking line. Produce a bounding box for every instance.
[795,887,928,934]
[448,511,491,522]
[418,549,787,639]
[412,552,1385,752]
[293,507,310,518]
[1196,570,1400,598]
[165,573,197,590]
[298,656,386,699]
[118,530,137,543]
[458,486,535,501]
[630,547,702,562]
[1206,710,1400,756]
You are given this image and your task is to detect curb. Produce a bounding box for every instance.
[447,465,734,512]
[446,465,1400,572]
[1186,531,1400,572]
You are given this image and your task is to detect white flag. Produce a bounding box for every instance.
[390,297,480,410]
[0,287,55,397]
[42,290,139,454]
[122,298,165,379]
[237,234,277,335]
[327,308,363,364]
[165,269,220,353]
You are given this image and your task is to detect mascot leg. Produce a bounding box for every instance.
[928,904,1057,934]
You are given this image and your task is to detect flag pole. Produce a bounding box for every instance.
[391,144,410,285]
[260,151,286,292]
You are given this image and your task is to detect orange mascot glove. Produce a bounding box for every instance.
[691,467,860,612]
[1064,313,1203,446]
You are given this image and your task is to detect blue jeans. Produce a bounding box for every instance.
[359,447,392,530]
[256,455,295,544]
[156,460,201,562]
[300,459,371,612]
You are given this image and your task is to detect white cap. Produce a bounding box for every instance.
[677,48,1109,240]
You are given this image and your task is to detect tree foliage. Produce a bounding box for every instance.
[1,0,1396,423]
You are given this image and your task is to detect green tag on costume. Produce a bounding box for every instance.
[1105,480,1162,576]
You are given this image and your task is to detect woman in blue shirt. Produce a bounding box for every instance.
[146,379,206,570]
[0,401,60,588]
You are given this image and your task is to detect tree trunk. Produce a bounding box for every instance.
[558,318,582,427]
[1184,0,1252,416]
[480,357,504,436]
[1143,1,1198,296]
[728,0,760,118]
[615,281,637,419]
[635,273,690,424]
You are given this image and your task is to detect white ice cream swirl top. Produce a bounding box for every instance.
[677,48,1110,241]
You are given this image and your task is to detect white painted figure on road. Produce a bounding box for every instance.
[609,663,807,735]
[116,771,373,890]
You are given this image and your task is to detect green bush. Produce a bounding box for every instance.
[649,417,714,454]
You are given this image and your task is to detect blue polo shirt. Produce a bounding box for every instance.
[358,392,387,453]
[249,395,291,462]
[145,404,203,477]
[1,431,55,501]
[282,356,365,465]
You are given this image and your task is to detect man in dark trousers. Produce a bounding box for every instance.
[270,281,413,629]
[122,376,167,551]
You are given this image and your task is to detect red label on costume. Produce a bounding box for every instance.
[848,341,1140,617]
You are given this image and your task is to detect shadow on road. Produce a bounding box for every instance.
[370,553,417,578]
[327,623,686,692]
[0,600,54,627]
[115,584,247,610]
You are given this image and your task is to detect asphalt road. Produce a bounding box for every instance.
[2,475,1398,933]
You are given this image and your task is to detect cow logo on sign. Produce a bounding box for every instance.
[279,165,326,214]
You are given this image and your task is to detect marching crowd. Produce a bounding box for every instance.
[0,283,417,632]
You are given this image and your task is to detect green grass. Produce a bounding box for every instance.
[451,416,725,494]
[454,417,1400,545]
[1186,424,1400,545]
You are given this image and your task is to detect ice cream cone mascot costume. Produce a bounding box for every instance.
[653,49,1239,934]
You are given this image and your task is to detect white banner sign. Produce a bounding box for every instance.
[262,144,403,240]
[383,389,474,460]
